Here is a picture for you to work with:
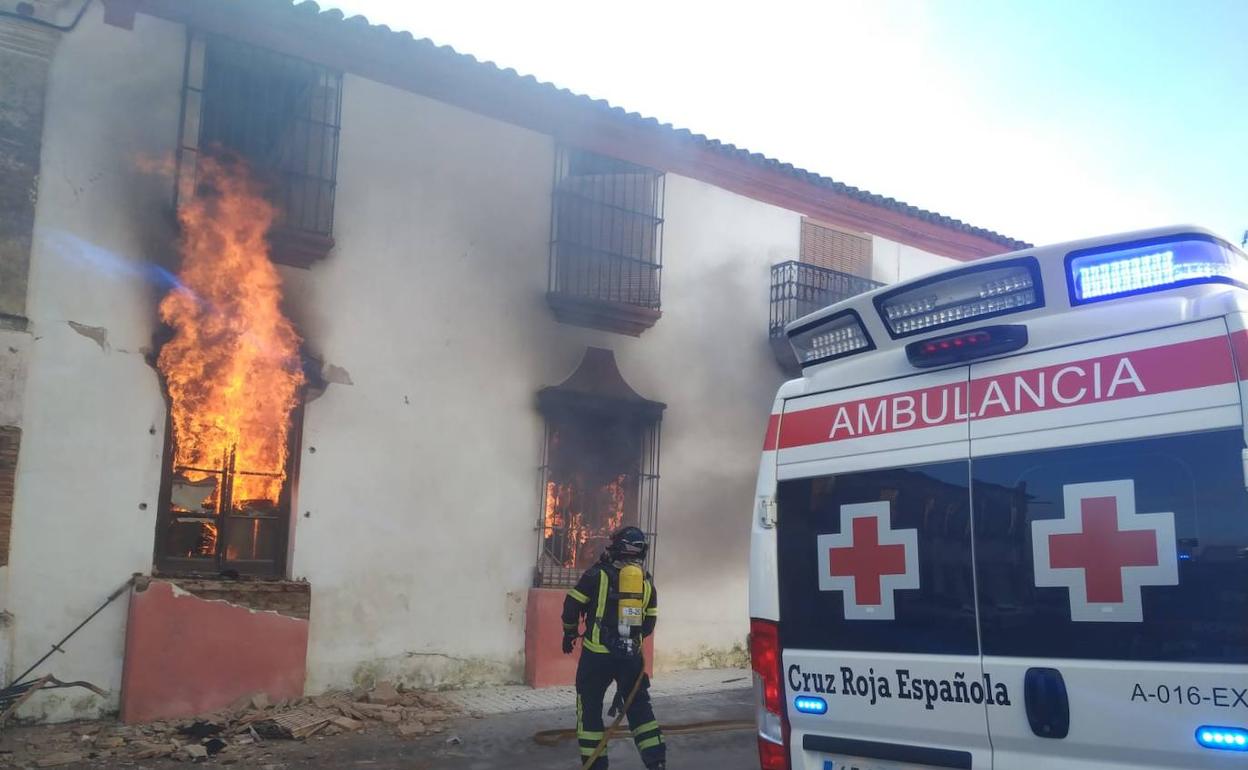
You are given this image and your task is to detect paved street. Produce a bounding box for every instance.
[6,673,756,770]
[167,687,757,769]
[397,688,757,770]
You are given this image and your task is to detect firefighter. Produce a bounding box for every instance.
[561,526,665,770]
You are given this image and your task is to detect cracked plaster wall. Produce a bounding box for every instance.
[0,7,63,700]
[4,4,181,721]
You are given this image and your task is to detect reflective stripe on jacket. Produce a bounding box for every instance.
[561,561,658,654]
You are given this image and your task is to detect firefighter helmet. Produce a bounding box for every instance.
[609,526,648,562]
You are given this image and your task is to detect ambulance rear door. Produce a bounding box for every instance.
[775,366,992,770]
[968,317,1248,768]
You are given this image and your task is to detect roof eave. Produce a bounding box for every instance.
[128,0,1029,260]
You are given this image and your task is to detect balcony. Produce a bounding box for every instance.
[548,247,662,336]
[770,261,883,372]
[547,149,665,336]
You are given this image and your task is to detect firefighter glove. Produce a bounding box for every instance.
[561,633,576,654]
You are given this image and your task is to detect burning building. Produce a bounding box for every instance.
[0,0,1023,722]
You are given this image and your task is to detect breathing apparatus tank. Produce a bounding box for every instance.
[616,563,645,643]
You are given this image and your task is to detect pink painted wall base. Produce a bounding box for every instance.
[524,587,653,688]
[119,579,309,724]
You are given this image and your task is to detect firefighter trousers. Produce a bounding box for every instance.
[575,650,665,769]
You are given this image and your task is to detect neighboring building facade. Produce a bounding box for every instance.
[0,0,1026,721]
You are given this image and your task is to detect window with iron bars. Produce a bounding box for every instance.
[177,32,342,267]
[547,148,666,336]
[153,401,306,578]
[535,417,661,588]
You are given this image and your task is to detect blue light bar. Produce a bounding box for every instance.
[1196,726,1248,751]
[1067,234,1248,304]
[794,695,828,715]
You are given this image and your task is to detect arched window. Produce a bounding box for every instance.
[535,348,663,586]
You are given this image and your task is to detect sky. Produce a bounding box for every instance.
[322,0,1247,248]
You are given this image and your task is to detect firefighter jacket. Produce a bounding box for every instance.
[562,557,658,655]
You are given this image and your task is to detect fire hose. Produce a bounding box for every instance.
[532,718,755,748]
[579,669,645,770]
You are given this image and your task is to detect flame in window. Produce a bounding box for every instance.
[543,473,630,568]
[158,155,304,513]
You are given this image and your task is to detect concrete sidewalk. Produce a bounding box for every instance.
[440,667,752,715]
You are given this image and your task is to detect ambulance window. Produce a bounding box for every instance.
[972,428,1248,663]
[776,461,978,655]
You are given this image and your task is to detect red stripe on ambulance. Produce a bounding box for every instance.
[762,414,781,451]
[1230,329,1248,381]
[775,334,1236,449]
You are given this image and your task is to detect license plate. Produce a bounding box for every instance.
[823,758,927,770]
[824,761,886,770]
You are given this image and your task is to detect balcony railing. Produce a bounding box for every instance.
[547,149,665,336]
[770,261,883,371]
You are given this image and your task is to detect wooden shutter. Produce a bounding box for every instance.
[800,219,872,277]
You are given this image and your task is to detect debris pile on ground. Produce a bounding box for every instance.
[0,682,457,766]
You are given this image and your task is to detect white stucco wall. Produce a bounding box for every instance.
[7,5,183,720]
[0,325,29,686]
[291,74,800,691]
[288,73,559,691]
[607,173,799,666]
[871,235,959,284]
[7,5,975,720]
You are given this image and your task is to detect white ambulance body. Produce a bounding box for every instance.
[749,225,1248,770]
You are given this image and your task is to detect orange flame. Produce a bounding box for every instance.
[201,523,218,556]
[604,475,627,534]
[543,473,630,569]
[158,155,304,508]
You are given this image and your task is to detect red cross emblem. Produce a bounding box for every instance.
[1033,480,1177,622]
[817,502,919,620]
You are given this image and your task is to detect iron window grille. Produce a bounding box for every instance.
[535,418,661,589]
[770,261,884,339]
[549,148,665,310]
[153,401,305,578]
[176,31,342,246]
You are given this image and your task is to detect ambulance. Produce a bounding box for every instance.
[749,225,1248,769]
